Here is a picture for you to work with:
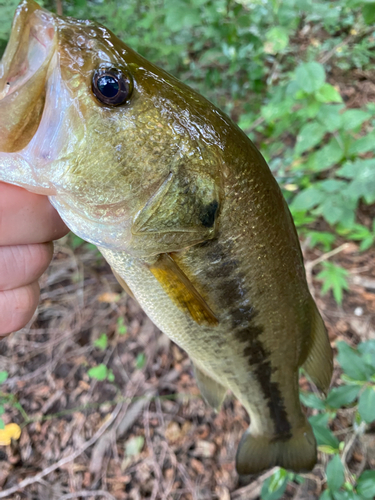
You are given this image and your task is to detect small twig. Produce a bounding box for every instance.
[56,0,63,16]
[59,491,116,500]
[319,27,374,65]
[350,275,375,291]
[0,403,122,499]
[319,34,354,65]
[341,421,367,469]
[246,116,265,133]
[305,243,351,273]
[231,468,277,499]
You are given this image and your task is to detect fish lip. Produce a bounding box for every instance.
[0,0,56,100]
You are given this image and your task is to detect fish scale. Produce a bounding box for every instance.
[0,0,333,475]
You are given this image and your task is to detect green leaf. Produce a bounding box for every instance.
[357,340,375,371]
[295,61,326,94]
[338,159,375,179]
[315,194,356,227]
[87,364,108,381]
[300,391,327,410]
[333,492,361,500]
[326,385,360,408]
[311,423,340,450]
[164,0,201,31]
[316,83,342,103]
[291,187,325,211]
[306,138,344,172]
[320,180,347,193]
[347,160,375,205]
[317,104,344,132]
[125,435,145,457]
[348,133,375,155]
[0,418,4,430]
[117,317,127,335]
[341,109,372,131]
[307,231,336,251]
[94,334,108,350]
[317,262,349,305]
[309,412,330,428]
[319,490,333,500]
[336,342,369,381]
[356,470,375,498]
[362,3,375,24]
[261,98,295,122]
[326,455,345,491]
[0,405,4,416]
[295,122,326,156]
[358,386,375,423]
[264,26,289,53]
[0,371,8,384]
[268,468,288,492]
[135,353,146,370]
[261,468,289,500]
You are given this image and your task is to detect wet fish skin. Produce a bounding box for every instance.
[0,0,333,475]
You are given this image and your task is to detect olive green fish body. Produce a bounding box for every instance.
[0,0,333,475]
[99,134,326,473]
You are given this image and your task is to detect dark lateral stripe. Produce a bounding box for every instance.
[202,239,292,437]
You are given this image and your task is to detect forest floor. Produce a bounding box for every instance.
[0,227,374,500]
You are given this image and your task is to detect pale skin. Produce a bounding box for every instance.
[0,183,69,336]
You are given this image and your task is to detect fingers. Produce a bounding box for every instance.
[0,282,40,336]
[0,182,69,245]
[0,242,53,291]
[0,243,53,336]
[0,183,69,336]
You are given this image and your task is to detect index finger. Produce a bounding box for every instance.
[0,183,69,245]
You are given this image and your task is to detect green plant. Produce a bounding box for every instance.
[116,317,127,336]
[316,262,350,305]
[87,364,115,382]
[94,333,108,350]
[261,468,302,500]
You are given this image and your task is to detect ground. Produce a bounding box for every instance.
[0,226,374,500]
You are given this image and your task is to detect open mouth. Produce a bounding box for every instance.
[0,0,56,152]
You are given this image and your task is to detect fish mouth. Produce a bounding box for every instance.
[0,0,57,153]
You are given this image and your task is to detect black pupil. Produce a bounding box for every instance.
[97,75,119,98]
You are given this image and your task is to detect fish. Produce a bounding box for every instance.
[0,0,333,475]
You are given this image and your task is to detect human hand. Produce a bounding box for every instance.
[0,183,69,336]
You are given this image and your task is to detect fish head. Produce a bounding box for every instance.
[0,0,224,255]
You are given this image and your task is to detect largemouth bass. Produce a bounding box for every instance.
[0,0,333,475]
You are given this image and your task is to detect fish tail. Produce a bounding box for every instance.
[236,421,316,475]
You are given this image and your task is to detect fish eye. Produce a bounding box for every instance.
[92,68,133,106]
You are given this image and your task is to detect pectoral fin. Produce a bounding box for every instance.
[302,300,333,395]
[112,269,135,299]
[149,253,218,327]
[193,364,227,411]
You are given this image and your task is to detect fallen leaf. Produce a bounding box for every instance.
[98,292,121,303]
[0,424,21,446]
